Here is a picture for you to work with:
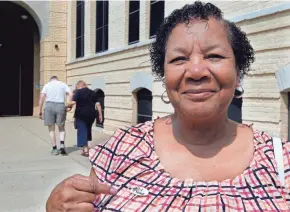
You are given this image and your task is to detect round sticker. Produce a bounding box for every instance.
[130,187,149,196]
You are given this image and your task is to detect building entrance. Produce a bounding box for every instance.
[0,1,39,116]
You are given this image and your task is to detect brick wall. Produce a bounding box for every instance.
[41,1,67,84]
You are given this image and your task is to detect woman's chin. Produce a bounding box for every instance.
[178,105,220,122]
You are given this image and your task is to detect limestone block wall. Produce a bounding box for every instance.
[237,9,290,138]
[108,1,128,49]
[66,0,290,138]
[67,44,152,134]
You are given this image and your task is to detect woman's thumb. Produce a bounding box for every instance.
[89,173,118,195]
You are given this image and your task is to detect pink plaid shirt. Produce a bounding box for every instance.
[89,121,290,211]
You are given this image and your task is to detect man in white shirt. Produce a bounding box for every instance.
[39,76,73,155]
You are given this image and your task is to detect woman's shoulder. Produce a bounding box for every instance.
[250,128,290,155]
[89,121,154,180]
[251,128,289,148]
[251,128,290,175]
[89,121,154,161]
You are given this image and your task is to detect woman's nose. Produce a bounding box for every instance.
[184,59,210,82]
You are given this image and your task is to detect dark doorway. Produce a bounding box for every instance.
[228,97,243,123]
[95,89,105,128]
[0,2,39,116]
[137,88,152,123]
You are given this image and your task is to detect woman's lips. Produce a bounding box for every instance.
[182,89,216,101]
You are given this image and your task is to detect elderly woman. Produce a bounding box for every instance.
[46,2,290,211]
[69,80,103,156]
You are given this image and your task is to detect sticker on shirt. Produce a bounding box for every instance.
[129,187,149,196]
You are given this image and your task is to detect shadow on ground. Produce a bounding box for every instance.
[65,145,81,154]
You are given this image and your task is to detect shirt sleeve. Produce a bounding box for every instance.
[89,126,143,184]
[64,83,71,93]
[89,129,124,183]
[92,91,98,104]
[282,140,290,189]
[41,84,47,94]
[72,89,79,102]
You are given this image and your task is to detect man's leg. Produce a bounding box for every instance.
[48,125,59,155]
[58,125,67,155]
[56,103,67,155]
[48,125,56,146]
[44,103,59,155]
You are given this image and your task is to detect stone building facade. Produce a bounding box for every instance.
[3,1,290,139]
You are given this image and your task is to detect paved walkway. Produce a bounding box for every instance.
[0,117,110,212]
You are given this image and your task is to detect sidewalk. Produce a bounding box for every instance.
[0,117,111,212]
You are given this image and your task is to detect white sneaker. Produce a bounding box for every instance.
[51,149,59,155]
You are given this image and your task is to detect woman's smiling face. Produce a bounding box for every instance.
[164,18,238,121]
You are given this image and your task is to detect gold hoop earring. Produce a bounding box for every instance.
[161,91,170,104]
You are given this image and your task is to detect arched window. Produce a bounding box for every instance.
[137,88,152,123]
[94,89,105,128]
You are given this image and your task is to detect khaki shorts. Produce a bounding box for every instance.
[44,102,66,126]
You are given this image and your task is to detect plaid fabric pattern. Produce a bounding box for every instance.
[89,121,290,211]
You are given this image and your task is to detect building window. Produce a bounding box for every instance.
[137,88,152,123]
[128,0,140,44]
[150,0,164,38]
[95,89,105,128]
[96,0,109,53]
[76,0,85,58]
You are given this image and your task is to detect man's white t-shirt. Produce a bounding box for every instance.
[41,80,71,103]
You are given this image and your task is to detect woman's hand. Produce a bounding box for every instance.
[99,115,103,123]
[46,173,117,212]
[39,112,43,120]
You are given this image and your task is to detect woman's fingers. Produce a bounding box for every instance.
[70,174,118,195]
[75,203,95,212]
[75,190,96,203]
[46,172,118,212]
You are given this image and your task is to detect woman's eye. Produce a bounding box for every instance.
[205,54,225,62]
[169,57,188,64]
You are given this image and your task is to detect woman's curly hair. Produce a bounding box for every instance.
[149,1,255,80]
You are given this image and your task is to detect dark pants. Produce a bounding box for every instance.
[76,118,93,147]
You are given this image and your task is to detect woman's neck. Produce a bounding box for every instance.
[171,112,235,147]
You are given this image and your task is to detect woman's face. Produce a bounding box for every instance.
[164,18,238,121]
